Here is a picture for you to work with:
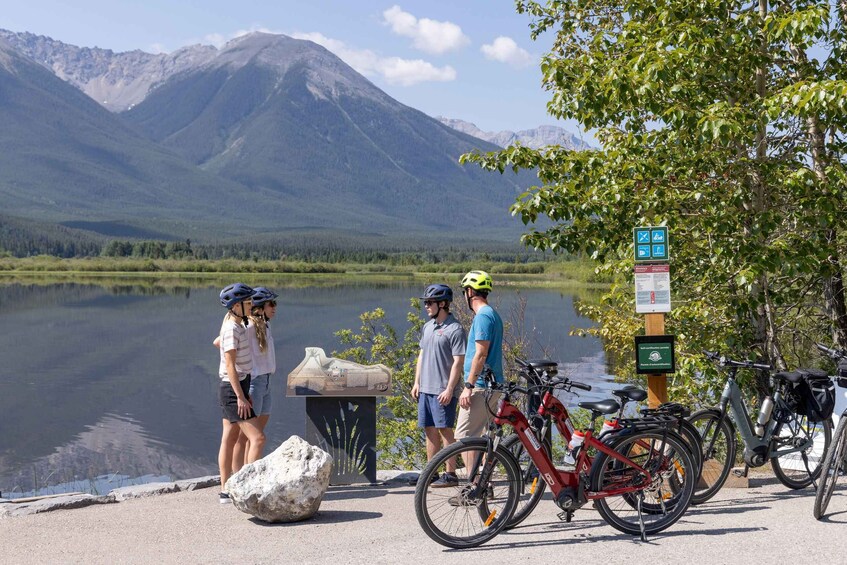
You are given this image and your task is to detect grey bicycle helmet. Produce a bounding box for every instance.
[421,284,453,303]
[251,287,279,307]
[220,283,254,309]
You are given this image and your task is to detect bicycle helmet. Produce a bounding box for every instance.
[460,270,493,292]
[219,282,254,309]
[420,284,453,303]
[251,287,279,307]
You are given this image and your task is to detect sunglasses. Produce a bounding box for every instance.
[266,300,277,307]
[424,300,438,306]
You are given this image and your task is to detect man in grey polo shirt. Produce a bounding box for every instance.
[411,284,467,487]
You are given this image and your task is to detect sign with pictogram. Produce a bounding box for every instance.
[634,226,669,262]
[634,264,671,313]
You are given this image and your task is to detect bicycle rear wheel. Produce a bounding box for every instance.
[687,409,737,504]
[414,438,520,549]
[590,429,696,536]
[500,433,548,529]
[814,414,847,519]
[771,413,831,489]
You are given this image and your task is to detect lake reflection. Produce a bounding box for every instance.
[0,279,612,497]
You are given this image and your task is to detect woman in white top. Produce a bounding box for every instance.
[232,286,278,469]
[216,283,266,504]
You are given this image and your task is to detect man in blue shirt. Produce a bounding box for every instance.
[456,270,503,443]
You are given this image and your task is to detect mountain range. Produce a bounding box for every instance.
[0,29,582,245]
[436,117,592,150]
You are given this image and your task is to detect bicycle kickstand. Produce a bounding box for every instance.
[732,464,749,478]
[637,492,648,542]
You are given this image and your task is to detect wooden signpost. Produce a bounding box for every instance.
[633,226,672,408]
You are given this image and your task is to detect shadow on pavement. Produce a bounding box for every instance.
[323,485,394,501]
[249,509,383,527]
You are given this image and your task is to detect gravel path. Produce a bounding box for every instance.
[1,476,845,564]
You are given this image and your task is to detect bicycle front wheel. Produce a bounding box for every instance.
[414,438,521,549]
[590,429,696,536]
[687,409,737,504]
[771,413,831,489]
[814,414,847,519]
[501,433,548,529]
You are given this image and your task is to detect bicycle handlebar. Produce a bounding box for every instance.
[702,350,772,371]
[816,342,847,361]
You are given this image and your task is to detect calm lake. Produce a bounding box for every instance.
[0,278,613,498]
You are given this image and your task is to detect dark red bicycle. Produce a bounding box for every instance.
[413,367,697,548]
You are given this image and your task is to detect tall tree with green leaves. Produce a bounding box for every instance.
[464,0,847,400]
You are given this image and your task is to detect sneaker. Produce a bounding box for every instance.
[219,492,232,504]
[430,472,459,488]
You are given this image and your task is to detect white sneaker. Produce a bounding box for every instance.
[219,492,232,504]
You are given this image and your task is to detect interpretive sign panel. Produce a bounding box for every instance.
[634,264,671,313]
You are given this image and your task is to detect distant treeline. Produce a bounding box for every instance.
[99,239,551,268]
[0,217,565,267]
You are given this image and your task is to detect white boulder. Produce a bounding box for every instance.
[226,435,332,523]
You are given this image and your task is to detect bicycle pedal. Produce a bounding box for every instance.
[556,510,574,523]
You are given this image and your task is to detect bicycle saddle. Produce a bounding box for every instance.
[612,386,647,402]
[578,399,621,415]
[774,368,828,383]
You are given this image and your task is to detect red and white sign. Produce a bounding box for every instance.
[634,264,671,313]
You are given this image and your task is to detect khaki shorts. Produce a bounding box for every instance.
[455,389,501,439]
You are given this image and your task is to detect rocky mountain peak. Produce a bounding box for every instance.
[436,116,592,150]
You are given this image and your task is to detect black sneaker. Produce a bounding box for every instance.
[219,492,232,504]
[430,472,459,488]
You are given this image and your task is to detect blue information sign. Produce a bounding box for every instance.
[634,226,669,262]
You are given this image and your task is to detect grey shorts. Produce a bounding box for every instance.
[249,373,272,416]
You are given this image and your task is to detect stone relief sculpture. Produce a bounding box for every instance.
[287,347,392,397]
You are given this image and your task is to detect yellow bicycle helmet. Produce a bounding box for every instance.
[461,270,493,292]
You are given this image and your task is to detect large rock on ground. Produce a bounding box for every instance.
[226,435,332,523]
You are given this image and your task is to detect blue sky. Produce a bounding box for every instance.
[2,0,585,136]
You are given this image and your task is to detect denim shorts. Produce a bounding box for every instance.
[249,373,272,416]
[417,393,458,428]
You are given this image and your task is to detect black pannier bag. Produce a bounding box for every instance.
[838,360,847,389]
[791,369,835,422]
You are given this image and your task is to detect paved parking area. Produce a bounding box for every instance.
[1,475,845,564]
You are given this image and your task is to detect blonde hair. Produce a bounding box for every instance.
[249,306,269,353]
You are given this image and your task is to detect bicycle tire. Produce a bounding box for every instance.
[590,428,696,536]
[771,413,831,489]
[500,433,548,528]
[814,414,847,519]
[414,438,521,549]
[676,418,705,479]
[611,428,695,515]
[687,409,737,504]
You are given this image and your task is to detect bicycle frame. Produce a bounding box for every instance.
[495,395,654,500]
[712,370,815,460]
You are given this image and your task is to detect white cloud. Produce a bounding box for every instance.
[149,43,168,54]
[481,36,533,68]
[379,58,456,86]
[382,5,470,55]
[293,32,455,86]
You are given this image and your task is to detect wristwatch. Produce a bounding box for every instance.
[463,381,475,390]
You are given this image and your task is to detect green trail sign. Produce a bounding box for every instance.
[635,335,675,374]
[634,226,669,262]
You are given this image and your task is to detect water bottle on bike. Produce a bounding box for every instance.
[562,430,585,469]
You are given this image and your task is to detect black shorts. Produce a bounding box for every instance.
[219,376,256,423]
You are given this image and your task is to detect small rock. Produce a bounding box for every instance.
[2,494,115,517]
[110,482,180,501]
[226,435,332,523]
[175,476,220,491]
